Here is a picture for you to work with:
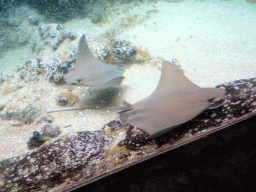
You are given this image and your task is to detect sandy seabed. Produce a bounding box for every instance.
[0,0,256,160]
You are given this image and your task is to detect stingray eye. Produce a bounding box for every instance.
[118,108,131,113]
[208,97,216,103]
[76,79,82,83]
[70,79,81,85]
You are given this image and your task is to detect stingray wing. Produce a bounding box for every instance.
[151,61,201,96]
[64,34,124,87]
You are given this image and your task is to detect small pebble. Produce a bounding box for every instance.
[56,24,65,31]
[53,74,65,84]
[11,122,22,126]
[0,104,6,111]
[56,95,68,106]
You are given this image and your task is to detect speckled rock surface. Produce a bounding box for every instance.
[0,130,114,191]
[110,39,136,63]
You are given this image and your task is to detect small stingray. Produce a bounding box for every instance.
[118,61,226,139]
[79,85,127,109]
[64,34,124,87]
[47,86,126,113]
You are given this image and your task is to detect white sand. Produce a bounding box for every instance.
[1,0,256,160]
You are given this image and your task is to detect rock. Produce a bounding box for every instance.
[27,131,48,149]
[53,73,65,84]
[56,95,68,106]
[41,123,60,137]
[38,24,50,39]
[56,24,65,31]
[0,104,40,124]
[28,15,39,25]
[68,31,77,40]
[111,39,136,62]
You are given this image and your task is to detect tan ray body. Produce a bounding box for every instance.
[64,34,124,87]
[119,61,226,139]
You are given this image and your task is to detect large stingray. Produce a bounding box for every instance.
[118,61,226,139]
[64,34,124,87]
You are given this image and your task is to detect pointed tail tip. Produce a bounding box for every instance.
[118,100,132,113]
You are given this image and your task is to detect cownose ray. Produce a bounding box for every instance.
[64,34,125,87]
[118,60,226,139]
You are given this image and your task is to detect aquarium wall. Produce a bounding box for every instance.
[0,0,256,191]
